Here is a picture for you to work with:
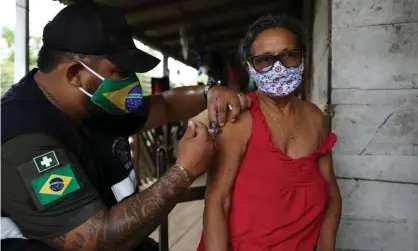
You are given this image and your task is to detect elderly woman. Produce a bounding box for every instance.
[197,15,342,251]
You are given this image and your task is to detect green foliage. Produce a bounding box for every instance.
[1,26,42,95]
[0,28,196,97]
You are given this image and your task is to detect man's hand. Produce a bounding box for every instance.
[207,86,251,126]
[176,120,215,179]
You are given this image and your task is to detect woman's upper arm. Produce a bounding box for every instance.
[206,111,252,200]
[192,109,210,127]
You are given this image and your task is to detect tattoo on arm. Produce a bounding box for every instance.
[46,234,66,250]
[44,166,190,251]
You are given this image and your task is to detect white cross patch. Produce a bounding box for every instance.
[40,156,53,167]
[33,151,60,173]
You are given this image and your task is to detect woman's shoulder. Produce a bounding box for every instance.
[299,99,326,119]
[217,110,252,145]
[191,109,252,144]
[191,110,210,127]
[299,99,328,135]
[191,108,253,131]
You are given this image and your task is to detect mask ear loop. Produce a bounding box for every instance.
[77,61,104,98]
[78,87,93,98]
[78,61,104,81]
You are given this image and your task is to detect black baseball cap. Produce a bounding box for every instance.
[42,3,160,73]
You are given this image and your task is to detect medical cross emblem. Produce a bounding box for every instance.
[33,151,60,173]
[41,156,53,167]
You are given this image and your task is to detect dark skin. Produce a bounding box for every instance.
[32,56,250,250]
[203,28,342,251]
[35,58,251,128]
[44,121,213,251]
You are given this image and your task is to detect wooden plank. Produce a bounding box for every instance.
[334,154,418,184]
[332,105,418,155]
[336,218,418,251]
[332,105,393,154]
[311,47,329,105]
[312,0,329,70]
[332,89,418,106]
[338,179,418,221]
[358,141,418,156]
[332,0,418,28]
[332,23,418,89]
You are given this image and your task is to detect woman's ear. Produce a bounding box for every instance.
[242,61,250,73]
[66,62,83,87]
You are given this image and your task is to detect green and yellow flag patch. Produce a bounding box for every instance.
[31,165,80,206]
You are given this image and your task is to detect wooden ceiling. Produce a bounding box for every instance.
[54,0,305,67]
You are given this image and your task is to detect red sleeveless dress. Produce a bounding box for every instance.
[197,92,337,251]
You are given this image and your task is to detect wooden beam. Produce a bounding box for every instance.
[202,35,242,49]
[124,0,189,18]
[206,40,240,51]
[131,0,203,64]
[130,0,282,29]
[223,52,240,62]
[129,0,236,26]
[162,25,248,45]
[129,0,301,68]
[147,0,294,43]
[164,33,244,47]
[168,36,241,55]
[201,25,248,40]
[224,47,241,55]
[155,20,251,43]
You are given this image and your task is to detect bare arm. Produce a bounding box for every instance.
[141,86,251,132]
[3,125,212,251]
[303,101,341,251]
[44,165,194,251]
[315,111,342,251]
[316,152,342,251]
[203,111,251,251]
[192,109,210,128]
[141,86,207,132]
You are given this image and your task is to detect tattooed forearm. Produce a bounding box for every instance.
[45,234,66,249]
[44,165,192,251]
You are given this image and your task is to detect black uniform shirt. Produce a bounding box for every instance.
[1,69,150,241]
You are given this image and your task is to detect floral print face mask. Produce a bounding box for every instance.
[248,60,304,97]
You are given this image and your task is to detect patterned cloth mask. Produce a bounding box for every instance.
[248,60,304,97]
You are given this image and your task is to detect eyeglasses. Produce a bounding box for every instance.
[248,48,303,73]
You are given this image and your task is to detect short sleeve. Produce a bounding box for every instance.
[315,131,337,156]
[1,134,105,240]
[86,95,150,135]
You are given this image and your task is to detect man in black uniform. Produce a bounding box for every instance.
[1,3,250,251]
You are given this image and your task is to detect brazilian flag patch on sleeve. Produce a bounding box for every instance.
[31,164,81,206]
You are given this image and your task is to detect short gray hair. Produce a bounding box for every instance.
[238,14,307,62]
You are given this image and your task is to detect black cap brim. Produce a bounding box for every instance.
[106,49,161,73]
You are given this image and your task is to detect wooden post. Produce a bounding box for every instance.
[14,0,29,82]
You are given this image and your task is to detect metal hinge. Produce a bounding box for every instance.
[318,104,336,117]
[324,104,336,117]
